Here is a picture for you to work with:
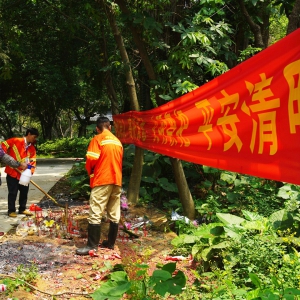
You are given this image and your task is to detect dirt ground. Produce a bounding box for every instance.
[0,177,197,299]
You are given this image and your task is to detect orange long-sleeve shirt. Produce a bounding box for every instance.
[1,137,37,180]
[86,129,123,188]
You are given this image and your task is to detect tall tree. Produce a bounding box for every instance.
[287,0,300,33]
[101,0,144,205]
[114,0,197,219]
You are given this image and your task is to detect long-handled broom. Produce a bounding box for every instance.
[15,168,64,208]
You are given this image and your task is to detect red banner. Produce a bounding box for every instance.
[113,29,300,185]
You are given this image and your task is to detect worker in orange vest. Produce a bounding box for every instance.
[0,146,27,171]
[1,128,39,217]
[0,146,27,236]
[76,117,123,255]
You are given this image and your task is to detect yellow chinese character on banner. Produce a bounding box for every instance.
[128,118,134,140]
[283,59,300,134]
[195,99,214,150]
[133,117,146,141]
[164,112,178,146]
[152,111,190,146]
[243,73,280,155]
[152,115,160,143]
[174,110,190,147]
[157,114,168,144]
[114,119,123,138]
[217,90,242,152]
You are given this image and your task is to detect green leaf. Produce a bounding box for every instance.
[284,288,300,296]
[232,288,247,296]
[162,262,176,274]
[158,177,178,192]
[216,213,245,226]
[258,290,280,299]
[141,176,156,183]
[211,241,230,249]
[201,246,214,261]
[283,295,295,300]
[92,277,131,299]
[171,270,186,287]
[246,288,260,299]
[242,219,269,232]
[224,227,242,240]
[203,166,220,173]
[271,276,280,287]
[110,271,129,283]
[277,184,299,200]
[227,192,239,203]
[269,209,294,230]
[152,270,186,296]
[191,243,203,257]
[242,210,263,221]
[220,172,236,184]
[151,270,172,282]
[159,94,173,101]
[194,223,224,238]
[171,234,186,247]
[249,273,261,288]
[153,187,160,193]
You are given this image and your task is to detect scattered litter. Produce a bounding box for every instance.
[102,253,121,260]
[89,250,99,257]
[123,216,151,230]
[29,203,42,211]
[165,255,189,261]
[0,284,6,292]
[120,193,128,211]
[16,218,38,237]
[171,211,191,224]
[112,253,121,259]
[11,206,83,239]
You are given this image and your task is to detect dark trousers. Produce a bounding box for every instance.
[6,175,29,214]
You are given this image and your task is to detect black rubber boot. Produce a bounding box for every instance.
[101,221,119,250]
[76,223,101,255]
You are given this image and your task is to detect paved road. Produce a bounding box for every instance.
[0,158,77,234]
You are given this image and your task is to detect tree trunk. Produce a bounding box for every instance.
[101,29,120,116]
[238,0,269,48]
[115,0,194,217]
[287,0,300,34]
[37,109,59,140]
[127,146,144,204]
[73,110,89,137]
[103,0,143,204]
[170,158,195,220]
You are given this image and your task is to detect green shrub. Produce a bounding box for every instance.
[38,137,91,158]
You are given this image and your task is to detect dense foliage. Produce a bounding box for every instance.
[0,0,293,140]
[60,140,300,299]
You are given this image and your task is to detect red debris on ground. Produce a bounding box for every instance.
[0,178,198,299]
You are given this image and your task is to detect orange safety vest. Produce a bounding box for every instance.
[1,137,37,180]
[86,129,123,188]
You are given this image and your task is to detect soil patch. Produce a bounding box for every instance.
[0,177,197,299]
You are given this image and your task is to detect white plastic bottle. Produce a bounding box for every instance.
[19,165,33,186]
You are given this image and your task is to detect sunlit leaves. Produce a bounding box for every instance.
[172,80,198,95]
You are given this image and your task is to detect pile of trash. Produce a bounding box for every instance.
[15,203,87,239]
[14,191,153,240]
